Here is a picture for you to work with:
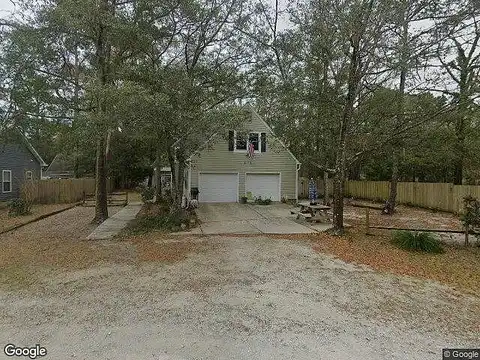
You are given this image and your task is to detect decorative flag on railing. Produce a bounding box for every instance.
[247,142,255,158]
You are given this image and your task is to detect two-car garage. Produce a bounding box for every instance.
[198,172,281,203]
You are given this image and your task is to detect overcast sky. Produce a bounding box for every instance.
[0,0,14,13]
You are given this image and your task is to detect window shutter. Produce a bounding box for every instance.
[261,132,266,152]
[228,131,234,151]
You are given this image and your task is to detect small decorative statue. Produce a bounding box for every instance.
[308,178,317,205]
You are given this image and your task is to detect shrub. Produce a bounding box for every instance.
[391,231,444,254]
[140,186,155,203]
[240,196,248,204]
[7,198,32,217]
[254,196,272,205]
[127,207,194,235]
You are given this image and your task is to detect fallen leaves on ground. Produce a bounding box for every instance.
[308,227,480,295]
[344,203,463,230]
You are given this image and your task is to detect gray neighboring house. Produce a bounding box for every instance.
[0,133,47,201]
[183,106,301,203]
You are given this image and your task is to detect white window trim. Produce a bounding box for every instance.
[233,131,262,153]
[2,170,12,193]
[25,171,33,180]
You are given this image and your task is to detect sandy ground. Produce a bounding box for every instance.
[0,203,76,233]
[1,221,478,359]
[343,203,478,246]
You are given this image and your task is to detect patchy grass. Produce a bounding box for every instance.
[309,228,480,295]
[0,203,76,233]
[123,203,198,235]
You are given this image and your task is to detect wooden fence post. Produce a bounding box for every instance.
[465,224,469,247]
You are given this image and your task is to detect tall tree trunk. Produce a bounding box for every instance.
[92,0,112,223]
[387,150,399,212]
[94,134,108,223]
[323,170,329,205]
[454,92,467,185]
[332,143,346,234]
[153,149,162,203]
[387,4,407,214]
[73,44,80,179]
[332,32,363,234]
[167,147,185,212]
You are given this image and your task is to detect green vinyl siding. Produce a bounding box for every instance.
[189,110,298,200]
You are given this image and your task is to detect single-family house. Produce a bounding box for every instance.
[0,131,47,201]
[184,106,301,202]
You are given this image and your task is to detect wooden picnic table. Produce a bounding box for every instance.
[293,202,332,223]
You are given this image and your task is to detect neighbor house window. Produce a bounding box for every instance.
[234,131,261,152]
[2,170,12,193]
[25,171,33,180]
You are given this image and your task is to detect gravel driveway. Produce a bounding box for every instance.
[1,230,478,359]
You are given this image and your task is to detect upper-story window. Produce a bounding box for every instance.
[229,131,267,153]
[234,131,261,152]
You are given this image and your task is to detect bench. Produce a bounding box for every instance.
[293,202,332,223]
[291,211,313,220]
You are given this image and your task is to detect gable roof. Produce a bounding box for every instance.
[186,105,301,164]
[1,128,47,167]
[246,104,301,164]
[44,153,74,174]
[21,134,47,167]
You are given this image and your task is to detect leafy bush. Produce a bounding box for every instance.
[7,198,32,217]
[140,186,155,203]
[254,196,272,205]
[391,231,444,254]
[240,196,248,204]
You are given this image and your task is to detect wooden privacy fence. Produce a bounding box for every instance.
[298,178,333,199]
[299,178,480,213]
[22,178,113,204]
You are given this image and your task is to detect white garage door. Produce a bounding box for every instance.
[246,174,280,201]
[198,173,238,202]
